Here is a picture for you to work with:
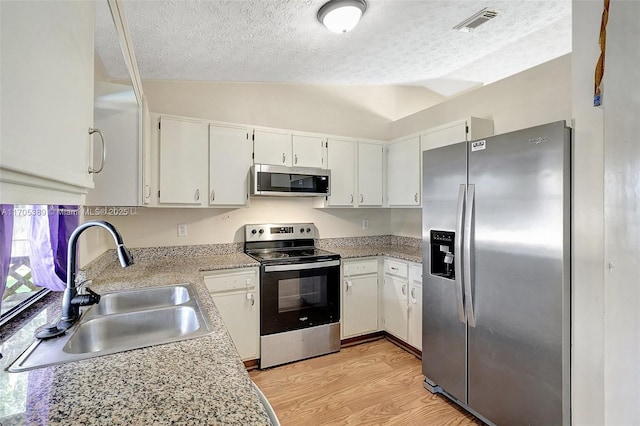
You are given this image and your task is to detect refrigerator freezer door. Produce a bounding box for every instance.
[422,141,468,404]
[466,121,570,425]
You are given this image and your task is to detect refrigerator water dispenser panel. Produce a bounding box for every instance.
[430,230,455,279]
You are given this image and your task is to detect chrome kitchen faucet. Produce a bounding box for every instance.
[35,220,134,339]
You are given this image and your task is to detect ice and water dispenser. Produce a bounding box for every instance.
[430,230,455,279]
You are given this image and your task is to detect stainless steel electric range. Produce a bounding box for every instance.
[244,223,341,369]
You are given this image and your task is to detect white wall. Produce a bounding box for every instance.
[571,1,606,423]
[91,198,390,249]
[142,81,443,141]
[572,1,640,424]
[601,1,640,423]
[390,54,572,239]
[390,54,572,139]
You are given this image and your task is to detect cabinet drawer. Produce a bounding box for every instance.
[344,259,378,276]
[384,259,408,278]
[204,270,257,293]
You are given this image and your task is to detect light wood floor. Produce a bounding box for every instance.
[249,339,483,426]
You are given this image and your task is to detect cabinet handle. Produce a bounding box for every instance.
[345,280,352,292]
[411,287,416,299]
[247,292,255,306]
[195,189,200,201]
[88,127,106,174]
[282,153,286,164]
[294,154,298,164]
[401,284,407,295]
[391,266,399,271]
[144,185,151,199]
[211,190,215,202]
[414,193,418,203]
[350,194,354,204]
[360,194,364,203]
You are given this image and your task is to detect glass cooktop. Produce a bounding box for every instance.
[247,248,339,263]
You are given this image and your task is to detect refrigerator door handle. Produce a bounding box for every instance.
[454,184,466,323]
[464,184,476,327]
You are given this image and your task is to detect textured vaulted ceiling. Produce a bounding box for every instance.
[95,0,572,97]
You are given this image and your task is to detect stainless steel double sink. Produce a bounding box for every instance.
[8,283,213,372]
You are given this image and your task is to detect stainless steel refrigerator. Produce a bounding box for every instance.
[421,121,570,425]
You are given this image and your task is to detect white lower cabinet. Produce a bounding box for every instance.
[342,258,379,338]
[408,264,423,350]
[383,259,409,341]
[382,258,422,350]
[204,268,260,361]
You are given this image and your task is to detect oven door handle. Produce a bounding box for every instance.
[264,260,340,272]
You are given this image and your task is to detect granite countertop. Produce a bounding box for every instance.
[0,252,269,426]
[0,238,421,425]
[328,245,422,263]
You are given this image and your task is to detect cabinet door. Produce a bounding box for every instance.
[87,83,140,206]
[253,129,292,166]
[383,275,409,341]
[408,282,423,350]
[209,124,252,206]
[292,134,325,168]
[158,117,208,205]
[358,142,384,206]
[326,138,356,207]
[387,136,420,206]
[1,0,94,203]
[210,290,260,360]
[343,275,379,338]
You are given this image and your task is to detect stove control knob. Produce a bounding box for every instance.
[251,229,257,235]
[306,228,311,233]
[258,229,264,234]
[300,228,305,233]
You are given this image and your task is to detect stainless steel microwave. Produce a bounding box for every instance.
[250,164,331,196]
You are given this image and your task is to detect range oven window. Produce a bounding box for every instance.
[278,276,327,313]
[261,261,340,335]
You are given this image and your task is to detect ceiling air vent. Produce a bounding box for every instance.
[453,8,498,32]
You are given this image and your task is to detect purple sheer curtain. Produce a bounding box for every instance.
[1,205,14,310]
[49,205,78,282]
[28,206,78,291]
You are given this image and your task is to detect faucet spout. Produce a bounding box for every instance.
[58,220,133,330]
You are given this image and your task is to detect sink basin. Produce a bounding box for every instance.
[84,285,191,317]
[64,306,201,354]
[7,283,212,373]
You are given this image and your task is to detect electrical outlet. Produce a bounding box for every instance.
[362,219,369,230]
[177,223,188,237]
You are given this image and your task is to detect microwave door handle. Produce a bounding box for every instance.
[264,260,340,272]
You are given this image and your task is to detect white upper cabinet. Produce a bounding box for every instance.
[253,129,292,166]
[209,124,252,206]
[158,116,208,205]
[326,138,356,207]
[292,134,326,168]
[387,136,420,207]
[420,117,494,152]
[0,0,95,204]
[357,141,384,207]
[87,0,146,207]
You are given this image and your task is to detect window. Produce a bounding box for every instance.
[0,205,78,325]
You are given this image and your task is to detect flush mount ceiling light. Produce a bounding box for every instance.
[317,0,367,34]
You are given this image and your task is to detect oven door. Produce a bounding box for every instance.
[261,259,340,335]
